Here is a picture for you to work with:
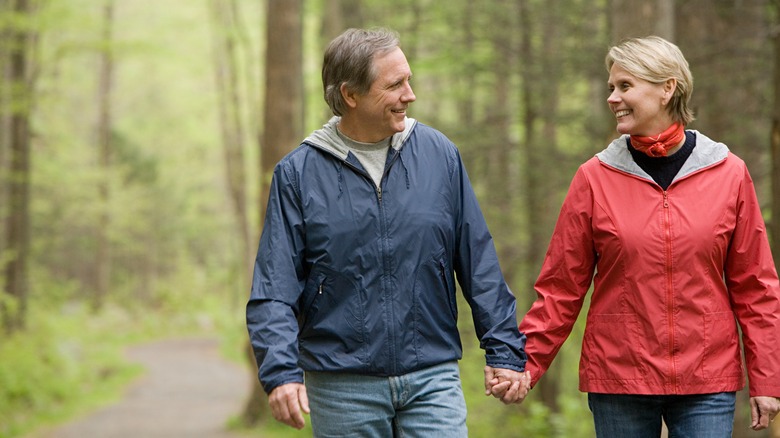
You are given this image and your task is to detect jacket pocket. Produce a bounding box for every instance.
[413,256,457,321]
[582,313,648,381]
[411,256,460,357]
[701,312,742,378]
[298,265,367,367]
[438,259,458,321]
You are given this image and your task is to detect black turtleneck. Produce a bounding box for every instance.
[627,131,696,190]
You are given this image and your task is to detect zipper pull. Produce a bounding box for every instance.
[663,192,669,208]
[318,282,323,294]
[376,186,382,202]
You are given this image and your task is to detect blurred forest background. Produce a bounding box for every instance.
[2,0,780,437]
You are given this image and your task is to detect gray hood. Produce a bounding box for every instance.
[596,130,729,183]
[304,116,418,160]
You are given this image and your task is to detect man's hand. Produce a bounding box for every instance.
[268,382,310,429]
[484,366,531,404]
[750,396,780,431]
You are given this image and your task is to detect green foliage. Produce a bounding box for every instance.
[26,0,244,310]
[0,2,253,434]
[1,260,243,438]
[2,0,775,437]
[0,302,142,438]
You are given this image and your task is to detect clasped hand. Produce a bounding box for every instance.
[268,368,532,429]
[484,366,532,404]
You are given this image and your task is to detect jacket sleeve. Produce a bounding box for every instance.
[451,149,527,372]
[724,161,780,397]
[246,160,307,394]
[519,166,596,387]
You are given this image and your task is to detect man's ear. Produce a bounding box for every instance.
[341,83,358,109]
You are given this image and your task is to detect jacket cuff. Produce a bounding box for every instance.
[262,369,305,395]
[485,355,526,373]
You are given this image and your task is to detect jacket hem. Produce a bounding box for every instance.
[579,380,745,395]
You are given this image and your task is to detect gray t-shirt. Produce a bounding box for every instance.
[336,128,390,188]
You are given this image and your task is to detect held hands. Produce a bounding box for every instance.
[269,369,532,427]
[750,396,780,431]
[484,366,532,404]
[268,382,310,429]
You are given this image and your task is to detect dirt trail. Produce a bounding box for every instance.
[27,337,253,438]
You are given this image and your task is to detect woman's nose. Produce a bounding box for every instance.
[607,89,620,104]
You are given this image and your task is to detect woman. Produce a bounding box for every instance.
[518,36,780,436]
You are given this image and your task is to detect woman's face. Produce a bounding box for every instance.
[607,64,674,136]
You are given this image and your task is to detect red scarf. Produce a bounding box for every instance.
[629,122,685,157]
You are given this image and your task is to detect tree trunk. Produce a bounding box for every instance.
[772,0,780,266]
[0,0,11,296]
[610,0,674,41]
[517,0,565,415]
[242,0,304,427]
[517,0,538,314]
[209,0,263,423]
[258,0,303,226]
[94,0,115,312]
[321,0,363,44]
[3,0,31,333]
[209,0,252,293]
[769,4,780,437]
[485,0,518,286]
[678,0,769,201]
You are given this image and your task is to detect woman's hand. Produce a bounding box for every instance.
[750,396,780,430]
[484,366,532,404]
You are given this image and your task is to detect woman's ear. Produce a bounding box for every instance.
[662,78,677,105]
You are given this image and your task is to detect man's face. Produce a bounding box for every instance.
[349,47,416,143]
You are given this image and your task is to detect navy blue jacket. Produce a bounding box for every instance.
[247,117,527,394]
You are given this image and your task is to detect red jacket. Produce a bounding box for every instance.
[520,131,780,396]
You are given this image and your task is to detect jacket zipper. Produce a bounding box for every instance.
[340,159,385,203]
[307,139,418,374]
[340,150,402,372]
[663,191,678,392]
[377,152,400,372]
[303,279,325,316]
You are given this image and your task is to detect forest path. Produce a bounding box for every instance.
[27,337,253,438]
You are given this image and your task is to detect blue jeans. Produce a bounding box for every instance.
[305,361,468,438]
[588,392,736,438]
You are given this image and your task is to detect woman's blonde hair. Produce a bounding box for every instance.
[606,36,695,125]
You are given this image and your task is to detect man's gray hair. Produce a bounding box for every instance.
[322,28,400,116]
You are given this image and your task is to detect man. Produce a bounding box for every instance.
[247,27,529,437]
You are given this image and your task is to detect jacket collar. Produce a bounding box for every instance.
[304,116,417,160]
[596,130,729,182]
